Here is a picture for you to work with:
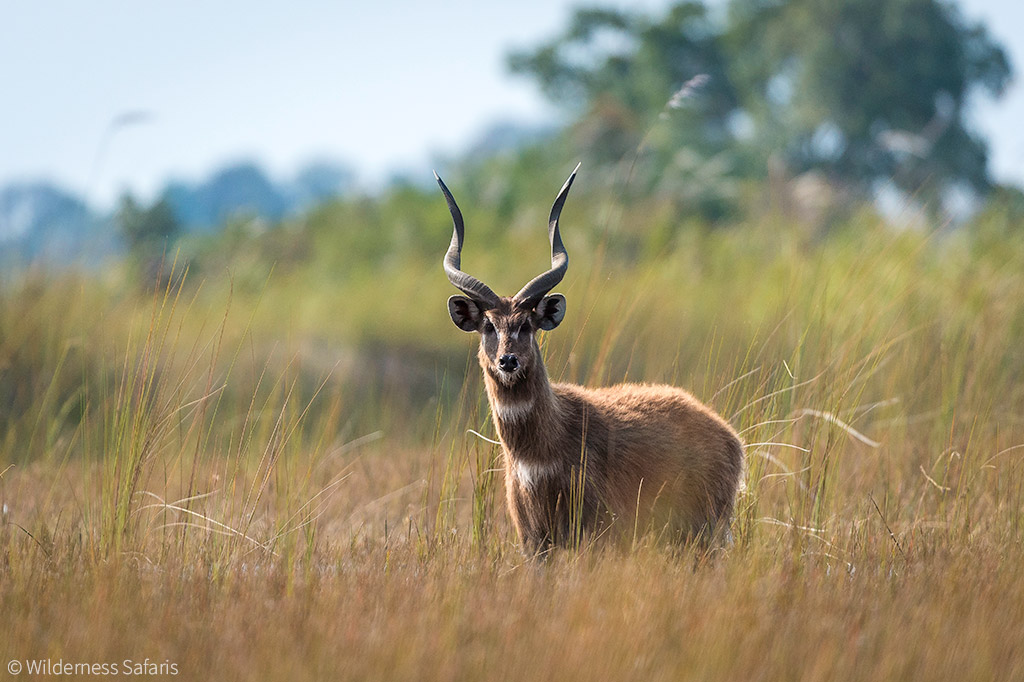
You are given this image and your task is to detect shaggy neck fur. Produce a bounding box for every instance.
[480,343,561,465]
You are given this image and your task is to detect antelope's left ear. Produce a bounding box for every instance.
[535,294,566,331]
[448,295,485,332]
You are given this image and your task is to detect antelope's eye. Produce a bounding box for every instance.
[519,322,531,335]
[483,321,495,335]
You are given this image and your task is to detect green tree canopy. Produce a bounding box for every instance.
[117,193,181,283]
[118,194,180,253]
[509,3,739,164]
[727,0,1011,204]
[509,0,1012,215]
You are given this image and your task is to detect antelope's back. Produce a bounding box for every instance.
[554,382,744,535]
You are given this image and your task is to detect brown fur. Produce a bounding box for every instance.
[463,298,744,556]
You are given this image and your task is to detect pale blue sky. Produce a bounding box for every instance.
[1,0,1021,209]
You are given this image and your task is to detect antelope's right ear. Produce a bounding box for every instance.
[536,294,566,331]
[448,295,485,332]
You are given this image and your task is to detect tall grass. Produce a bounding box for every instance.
[2,212,1024,680]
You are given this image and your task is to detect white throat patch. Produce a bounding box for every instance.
[492,398,535,423]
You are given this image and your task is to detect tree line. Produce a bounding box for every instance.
[119,0,1017,275]
[508,0,1012,219]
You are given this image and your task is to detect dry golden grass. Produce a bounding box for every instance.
[2,218,1024,681]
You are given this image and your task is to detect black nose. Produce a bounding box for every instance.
[498,354,519,372]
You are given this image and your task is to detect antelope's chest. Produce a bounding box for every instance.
[510,457,563,493]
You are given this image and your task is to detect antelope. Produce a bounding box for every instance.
[436,164,743,555]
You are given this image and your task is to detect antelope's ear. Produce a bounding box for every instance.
[535,294,566,331]
[448,295,485,332]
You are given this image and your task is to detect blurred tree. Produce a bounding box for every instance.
[510,0,1012,220]
[292,161,355,209]
[726,0,1011,209]
[971,184,1024,238]
[118,195,178,250]
[117,193,181,283]
[162,162,289,232]
[508,3,740,177]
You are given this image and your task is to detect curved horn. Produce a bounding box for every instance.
[435,171,500,309]
[513,163,580,308]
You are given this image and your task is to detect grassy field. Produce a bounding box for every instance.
[2,204,1024,680]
